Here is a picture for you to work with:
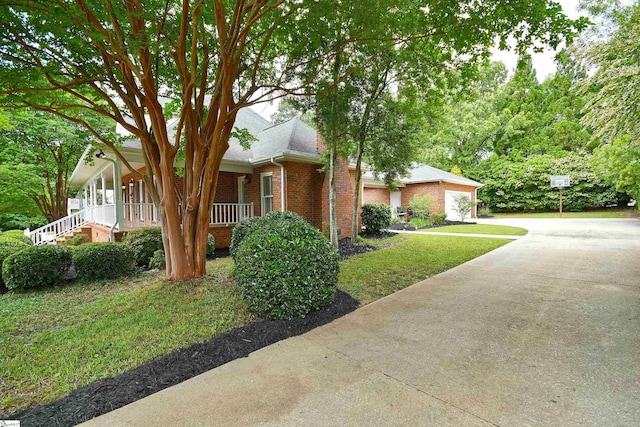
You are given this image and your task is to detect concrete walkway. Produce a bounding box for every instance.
[82,218,640,426]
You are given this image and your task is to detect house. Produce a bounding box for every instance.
[362,164,483,221]
[30,109,359,247]
[28,108,482,246]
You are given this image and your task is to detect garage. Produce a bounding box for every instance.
[445,190,473,221]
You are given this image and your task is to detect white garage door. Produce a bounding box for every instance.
[445,190,472,221]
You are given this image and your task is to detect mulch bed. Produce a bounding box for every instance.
[6,239,384,426]
[8,290,360,427]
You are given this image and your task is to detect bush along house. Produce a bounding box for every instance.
[26,108,482,246]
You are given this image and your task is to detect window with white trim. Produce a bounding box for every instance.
[261,173,273,214]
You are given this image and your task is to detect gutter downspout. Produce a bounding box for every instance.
[271,158,286,211]
[100,156,124,241]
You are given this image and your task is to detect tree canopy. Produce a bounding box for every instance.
[0,0,587,278]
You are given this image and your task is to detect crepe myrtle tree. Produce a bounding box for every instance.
[0,1,587,279]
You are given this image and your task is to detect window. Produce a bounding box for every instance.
[238,176,248,204]
[261,173,273,214]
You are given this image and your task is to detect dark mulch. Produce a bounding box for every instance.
[389,220,476,231]
[8,290,360,427]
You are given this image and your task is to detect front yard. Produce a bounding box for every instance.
[1,233,512,417]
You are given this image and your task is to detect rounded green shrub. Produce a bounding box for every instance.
[431,211,447,225]
[2,245,72,291]
[0,231,33,246]
[361,203,391,235]
[122,227,163,266]
[234,211,339,320]
[73,242,137,280]
[0,240,30,292]
[149,249,166,270]
[63,233,88,247]
[206,234,216,257]
[230,211,308,260]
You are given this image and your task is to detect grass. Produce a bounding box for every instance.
[424,224,528,236]
[0,258,251,414]
[491,209,636,219]
[341,234,510,304]
[0,234,512,415]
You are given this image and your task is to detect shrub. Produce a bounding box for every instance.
[0,240,30,292]
[73,243,137,280]
[149,249,166,270]
[431,211,447,225]
[361,203,391,235]
[407,195,435,220]
[63,233,88,247]
[2,245,72,291]
[478,206,493,218]
[122,227,163,266]
[0,230,33,246]
[206,234,216,257]
[234,211,339,320]
[231,211,308,260]
[230,217,261,259]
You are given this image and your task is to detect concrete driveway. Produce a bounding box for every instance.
[83,218,640,426]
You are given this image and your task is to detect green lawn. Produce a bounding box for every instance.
[0,234,512,415]
[491,209,636,219]
[341,234,510,304]
[424,224,528,236]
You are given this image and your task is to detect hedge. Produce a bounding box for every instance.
[361,203,391,235]
[73,242,138,280]
[122,227,163,266]
[2,245,72,291]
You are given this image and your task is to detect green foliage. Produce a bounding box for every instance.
[122,227,163,267]
[407,195,435,220]
[234,211,339,320]
[0,240,30,292]
[230,217,262,260]
[206,234,216,258]
[73,243,137,280]
[476,151,624,212]
[409,218,432,228]
[62,234,88,247]
[361,203,392,235]
[0,230,33,246]
[452,194,475,222]
[0,213,47,232]
[478,206,494,218]
[149,249,166,270]
[2,245,72,291]
[431,211,447,225]
[230,212,308,260]
[593,136,640,200]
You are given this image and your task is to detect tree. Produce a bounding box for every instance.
[0,109,101,222]
[0,0,587,279]
[576,2,640,202]
[452,194,474,222]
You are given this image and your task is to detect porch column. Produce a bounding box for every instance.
[101,172,106,206]
[112,159,124,230]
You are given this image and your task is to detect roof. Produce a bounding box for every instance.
[363,164,483,188]
[69,108,320,186]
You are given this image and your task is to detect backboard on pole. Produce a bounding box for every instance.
[550,175,570,188]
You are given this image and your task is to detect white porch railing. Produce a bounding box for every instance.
[85,204,117,227]
[122,202,255,228]
[28,209,89,245]
[210,203,254,225]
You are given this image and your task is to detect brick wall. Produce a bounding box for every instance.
[400,181,478,218]
[284,161,324,229]
[208,225,234,248]
[363,187,390,205]
[213,171,238,203]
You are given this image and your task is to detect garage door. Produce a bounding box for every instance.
[445,190,472,221]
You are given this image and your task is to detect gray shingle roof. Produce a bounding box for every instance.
[118,108,318,164]
[403,164,482,187]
